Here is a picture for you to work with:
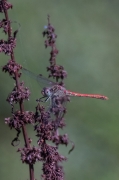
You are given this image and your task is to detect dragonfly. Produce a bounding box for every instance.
[22,68,108,104]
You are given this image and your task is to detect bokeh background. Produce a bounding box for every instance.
[0,0,119,179]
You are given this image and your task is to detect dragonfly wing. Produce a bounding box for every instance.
[36,74,56,86]
[22,68,56,86]
[22,68,38,81]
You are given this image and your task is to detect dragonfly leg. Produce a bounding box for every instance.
[45,97,50,102]
[36,96,47,102]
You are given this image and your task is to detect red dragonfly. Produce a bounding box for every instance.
[22,68,108,102]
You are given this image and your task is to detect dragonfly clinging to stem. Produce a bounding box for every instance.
[22,68,108,103]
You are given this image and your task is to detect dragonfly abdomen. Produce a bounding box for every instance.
[66,91,108,100]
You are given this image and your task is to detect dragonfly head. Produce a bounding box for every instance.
[41,87,53,97]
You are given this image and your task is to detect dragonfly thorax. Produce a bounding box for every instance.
[41,85,67,98]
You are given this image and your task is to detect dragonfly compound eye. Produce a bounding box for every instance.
[41,88,47,96]
[42,88,49,96]
[46,90,50,95]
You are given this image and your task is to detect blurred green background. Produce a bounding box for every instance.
[0,0,119,179]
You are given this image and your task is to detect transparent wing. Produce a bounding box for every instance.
[22,68,56,86]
